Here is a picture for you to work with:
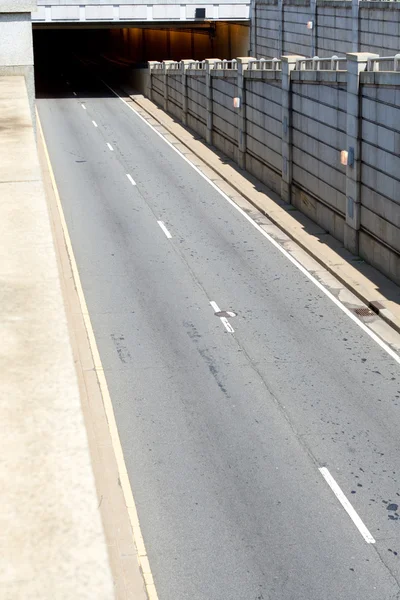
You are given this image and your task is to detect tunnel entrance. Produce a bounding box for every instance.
[33,22,249,95]
[33,21,249,69]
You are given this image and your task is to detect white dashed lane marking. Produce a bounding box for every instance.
[157,221,172,239]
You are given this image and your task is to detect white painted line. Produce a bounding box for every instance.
[210,300,220,313]
[92,120,98,128]
[126,174,136,186]
[209,301,234,333]
[73,91,77,96]
[220,317,235,333]
[107,143,114,151]
[157,220,172,239]
[81,103,86,110]
[319,467,375,544]
[102,79,400,366]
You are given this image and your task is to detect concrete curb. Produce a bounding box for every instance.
[126,91,400,336]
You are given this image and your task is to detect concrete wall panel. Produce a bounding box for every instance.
[247,114,281,139]
[51,5,79,19]
[361,205,400,255]
[254,0,400,58]
[361,184,400,225]
[359,230,400,287]
[245,152,282,194]
[292,184,345,241]
[292,150,346,214]
[85,4,113,19]
[212,129,238,160]
[153,4,180,19]
[187,113,207,138]
[247,135,282,170]
[151,88,164,106]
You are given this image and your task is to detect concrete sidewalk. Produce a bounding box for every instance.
[124,89,400,335]
[0,75,114,598]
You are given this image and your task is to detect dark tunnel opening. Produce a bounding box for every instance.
[33,23,249,93]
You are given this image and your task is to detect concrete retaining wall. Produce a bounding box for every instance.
[151,71,165,106]
[283,1,312,56]
[166,73,183,119]
[245,75,282,194]
[129,68,150,95]
[359,4,400,56]
[291,74,347,241]
[0,0,36,125]
[148,54,400,287]
[254,0,280,58]
[253,0,400,59]
[317,4,353,57]
[359,73,400,282]
[186,73,207,137]
[212,76,238,160]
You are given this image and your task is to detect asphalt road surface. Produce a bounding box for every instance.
[36,58,400,600]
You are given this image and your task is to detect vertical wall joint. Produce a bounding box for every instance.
[162,60,174,112]
[351,0,361,53]
[281,55,304,204]
[147,61,158,101]
[237,57,254,169]
[181,60,192,126]
[278,0,284,56]
[205,58,218,145]
[310,0,317,56]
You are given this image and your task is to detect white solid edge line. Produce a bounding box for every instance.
[319,467,376,544]
[92,120,98,128]
[101,80,400,366]
[107,143,114,151]
[81,103,86,110]
[157,220,172,239]
[126,173,137,186]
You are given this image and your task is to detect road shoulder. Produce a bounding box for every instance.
[37,113,150,600]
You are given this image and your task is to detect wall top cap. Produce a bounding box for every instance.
[346,52,380,62]
[281,54,306,62]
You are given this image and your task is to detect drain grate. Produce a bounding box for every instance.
[370,300,384,312]
[354,307,374,317]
